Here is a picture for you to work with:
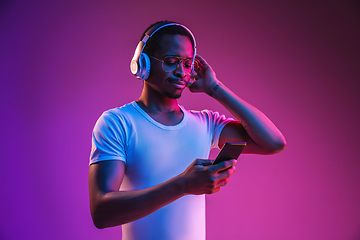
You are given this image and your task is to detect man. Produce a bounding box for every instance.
[89,21,286,240]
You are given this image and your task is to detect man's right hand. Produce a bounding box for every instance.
[179,158,237,195]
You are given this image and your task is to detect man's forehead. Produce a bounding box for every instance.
[160,33,192,43]
[156,34,193,57]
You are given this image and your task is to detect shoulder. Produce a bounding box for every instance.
[94,102,138,132]
[99,102,137,122]
[103,102,136,117]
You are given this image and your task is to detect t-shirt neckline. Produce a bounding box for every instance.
[132,101,188,130]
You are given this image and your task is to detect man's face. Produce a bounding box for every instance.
[146,34,193,99]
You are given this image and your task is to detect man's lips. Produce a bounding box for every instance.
[167,79,188,88]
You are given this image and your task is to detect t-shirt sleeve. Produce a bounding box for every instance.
[89,111,127,165]
[206,110,235,149]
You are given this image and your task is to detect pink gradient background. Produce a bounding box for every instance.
[1,0,360,239]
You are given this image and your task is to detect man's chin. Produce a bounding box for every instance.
[165,92,182,99]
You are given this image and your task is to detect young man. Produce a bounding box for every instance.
[89,21,286,240]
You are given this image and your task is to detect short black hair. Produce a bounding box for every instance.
[140,21,195,56]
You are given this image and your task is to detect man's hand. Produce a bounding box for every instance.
[179,158,237,195]
[188,55,221,94]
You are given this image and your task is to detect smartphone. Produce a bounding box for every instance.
[213,142,246,164]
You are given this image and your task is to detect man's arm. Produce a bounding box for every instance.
[89,158,237,229]
[189,55,286,154]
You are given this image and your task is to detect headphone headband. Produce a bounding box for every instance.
[130,21,197,80]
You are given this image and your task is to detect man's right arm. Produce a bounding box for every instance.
[88,158,237,229]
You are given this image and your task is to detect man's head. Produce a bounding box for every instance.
[130,21,196,81]
[141,21,195,57]
[147,34,194,99]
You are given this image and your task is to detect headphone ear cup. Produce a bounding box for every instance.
[139,53,151,80]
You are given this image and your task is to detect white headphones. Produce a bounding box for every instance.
[130,21,197,80]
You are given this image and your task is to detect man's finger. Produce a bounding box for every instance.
[194,159,214,166]
[211,159,237,173]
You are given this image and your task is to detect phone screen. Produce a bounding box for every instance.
[213,142,246,164]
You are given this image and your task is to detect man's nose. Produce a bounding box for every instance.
[174,61,187,77]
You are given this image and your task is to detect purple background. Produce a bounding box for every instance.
[1,0,360,239]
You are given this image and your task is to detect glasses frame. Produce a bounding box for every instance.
[149,55,194,74]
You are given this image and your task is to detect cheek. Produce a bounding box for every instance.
[149,60,162,76]
[147,65,159,81]
[149,62,171,80]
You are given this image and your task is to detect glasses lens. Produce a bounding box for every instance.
[163,57,178,72]
[183,59,193,70]
[163,57,193,73]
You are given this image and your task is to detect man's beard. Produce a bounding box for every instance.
[164,91,181,99]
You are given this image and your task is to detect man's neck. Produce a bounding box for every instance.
[136,84,181,113]
[136,96,180,114]
[136,85,184,126]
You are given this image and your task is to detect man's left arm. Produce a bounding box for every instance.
[189,55,286,154]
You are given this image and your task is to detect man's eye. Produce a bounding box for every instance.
[184,60,192,68]
[164,58,178,65]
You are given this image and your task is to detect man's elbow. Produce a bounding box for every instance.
[258,137,286,155]
[93,220,106,229]
[91,204,127,229]
[91,210,108,229]
[90,202,115,229]
[266,139,287,154]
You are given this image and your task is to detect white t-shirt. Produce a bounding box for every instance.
[90,101,233,240]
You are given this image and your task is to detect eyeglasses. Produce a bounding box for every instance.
[149,55,194,74]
